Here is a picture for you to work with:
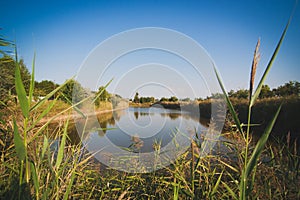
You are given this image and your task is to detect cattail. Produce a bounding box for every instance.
[249,38,261,99]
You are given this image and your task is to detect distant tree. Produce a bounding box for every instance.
[97,86,110,101]
[160,97,168,102]
[35,80,58,97]
[181,97,190,102]
[259,85,273,99]
[273,81,300,97]
[0,56,31,101]
[210,93,223,99]
[139,97,145,104]
[169,96,178,102]
[228,90,235,97]
[195,97,203,101]
[139,96,155,103]
[229,89,249,99]
[94,86,111,106]
[150,97,155,103]
[133,92,139,103]
[59,79,87,104]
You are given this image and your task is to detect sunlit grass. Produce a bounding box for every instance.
[1,13,299,200]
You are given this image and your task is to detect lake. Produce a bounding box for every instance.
[69,106,215,172]
[73,107,207,152]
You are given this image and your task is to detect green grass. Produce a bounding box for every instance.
[1,12,299,200]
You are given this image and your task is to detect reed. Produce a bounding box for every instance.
[1,13,299,199]
[213,13,294,200]
[249,39,260,101]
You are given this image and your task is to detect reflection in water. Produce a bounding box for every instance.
[140,112,150,116]
[134,111,139,120]
[66,107,209,153]
[129,135,144,152]
[72,109,125,141]
[96,110,123,136]
[160,112,181,120]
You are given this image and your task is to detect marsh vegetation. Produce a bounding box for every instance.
[1,20,299,200]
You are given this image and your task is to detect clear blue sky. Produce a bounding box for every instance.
[1,0,299,98]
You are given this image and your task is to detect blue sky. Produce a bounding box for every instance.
[1,0,299,98]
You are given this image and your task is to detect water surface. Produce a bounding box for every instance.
[75,107,207,153]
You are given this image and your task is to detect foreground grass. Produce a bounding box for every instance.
[1,9,299,199]
[0,76,299,199]
[1,110,299,199]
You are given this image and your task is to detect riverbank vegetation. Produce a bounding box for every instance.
[1,20,299,199]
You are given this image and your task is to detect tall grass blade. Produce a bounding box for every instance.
[250,18,291,107]
[28,52,36,106]
[29,98,58,130]
[55,118,69,169]
[213,67,243,135]
[29,95,89,143]
[211,171,223,197]
[13,119,25,161]
[0,35,12,55]
[15,47,29,118]
[173,182,179,200]
[63,170,75,200]
[61,92,85,118]
[240,105,282,198]
[42,135,49,159]
[0,37,11,47]
[30,161,39,198]
[223,182,238,200]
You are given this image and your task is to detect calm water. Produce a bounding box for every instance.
[73,107,207,153]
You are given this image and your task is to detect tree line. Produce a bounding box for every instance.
[131,92,179,103]
[226,82,300,99]
[206,82,299,100]
[0,56,112,106]
[1,56,299,106]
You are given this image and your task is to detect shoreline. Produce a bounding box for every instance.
[39,106,128,124]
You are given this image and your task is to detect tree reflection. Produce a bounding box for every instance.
[96,110,124,137]
[160,112,180,120]
[140,112,149,116]
[134,111,139,120]
[129,135,144,152]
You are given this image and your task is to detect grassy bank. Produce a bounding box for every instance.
[129,102,153,108]
[156,97,300,140]
[1,109,299,199]
[1,14,299,199]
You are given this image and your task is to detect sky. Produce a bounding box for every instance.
[1,0,299,99]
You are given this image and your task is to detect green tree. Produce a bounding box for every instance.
[160,97,168,102]
[59,79,87,104]
[139,96,155,103]
[259,84,273,98]
[181,97,190,102]
[133,92,139,103]
[0,56,31,101]
[97,86,110,101]
[169,96,178,102]
[210,93,223,99]
[273,81,300,97]
[230,89,249,99]
[228,90,235,97]
[94,86,111,106]
[35,80,58,97]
